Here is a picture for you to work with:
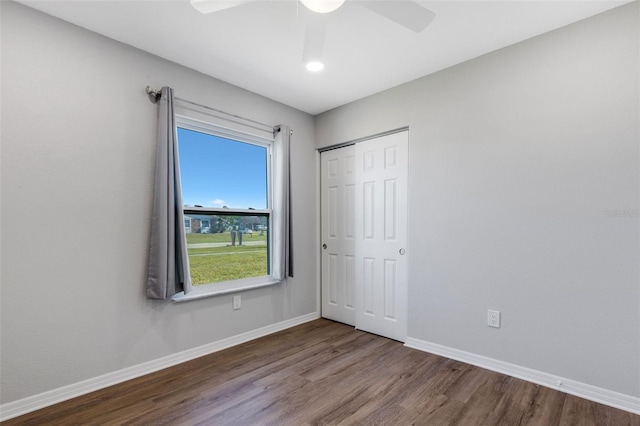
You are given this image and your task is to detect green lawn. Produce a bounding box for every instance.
[186,233,268,285]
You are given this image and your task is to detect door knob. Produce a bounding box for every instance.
[322,244,327,249]
[399,248,406,255]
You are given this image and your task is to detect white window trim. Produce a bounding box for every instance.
[172,276,282,302]
[173,115,279,302]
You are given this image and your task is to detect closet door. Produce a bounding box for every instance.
[320,130,408,342]
[354,131,408,342]
[321,146,356,326]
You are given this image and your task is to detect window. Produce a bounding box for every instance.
[177,117,274,289]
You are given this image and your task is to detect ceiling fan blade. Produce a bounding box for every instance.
[302,13,328,65]
[358,1,435,33]
[190,0,254,14]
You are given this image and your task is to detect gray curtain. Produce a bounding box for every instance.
[147,87,192,299]
[273,126,293,280]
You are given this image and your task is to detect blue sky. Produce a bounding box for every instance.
[177,128,267,209]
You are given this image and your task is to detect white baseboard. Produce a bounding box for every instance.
[404,337,640,416]
[0,312,320,422]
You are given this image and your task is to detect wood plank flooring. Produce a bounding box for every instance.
[3,319,639,425]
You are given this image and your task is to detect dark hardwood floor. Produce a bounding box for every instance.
[3,319,639,425]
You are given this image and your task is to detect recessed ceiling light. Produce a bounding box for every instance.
[299,0,346,14]
[306,61,325,72]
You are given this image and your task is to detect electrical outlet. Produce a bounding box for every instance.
[233,295,241,310]
[488,310,500,328]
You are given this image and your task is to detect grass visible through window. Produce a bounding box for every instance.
[186,232,268,285]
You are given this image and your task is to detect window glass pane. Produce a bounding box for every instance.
[184,213,269,285]
[177,128,268,210]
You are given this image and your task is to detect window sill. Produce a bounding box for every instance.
[172,276,282,303]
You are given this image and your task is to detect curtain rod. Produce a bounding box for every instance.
[145,86,276,133]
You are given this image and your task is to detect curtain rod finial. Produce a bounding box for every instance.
[146,86,161,104]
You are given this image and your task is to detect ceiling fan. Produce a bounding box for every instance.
[190,0,436,71]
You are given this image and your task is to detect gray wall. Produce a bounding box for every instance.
[0,2,317,403]
[317,2,639,397]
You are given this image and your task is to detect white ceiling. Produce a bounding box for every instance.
[17,0,630,115]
